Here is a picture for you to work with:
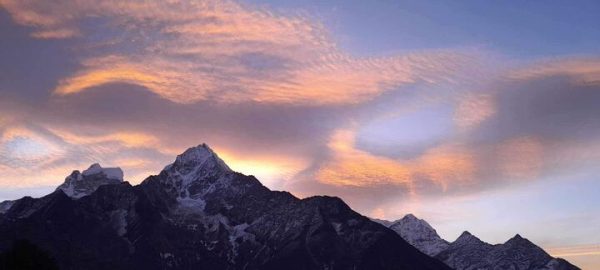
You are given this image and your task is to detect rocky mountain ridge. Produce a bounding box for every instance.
[0,144,450,270]
[377,215,580,270]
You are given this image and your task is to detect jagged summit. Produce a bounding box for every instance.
[402,213,418,220]
[387,214,450,257]
[507,233,525,242]
[165,143,231,174]
[434,229,580,270]
[82,163,124,180]
[504,233,539,248]
[147,144,250,209]
[395,213,435,230]
[56,163,124,199]
[457,231,473,239]
[453,230,486,245]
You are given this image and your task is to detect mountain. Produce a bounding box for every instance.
[436,233,580,270]
[386,214,449,257]
[378,215,580,270]
[0,144,451,270]
[56,163,124,199]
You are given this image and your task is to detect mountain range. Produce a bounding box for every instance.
[0,144,450,270]
[0,144,581,269]
[376,214,580,270]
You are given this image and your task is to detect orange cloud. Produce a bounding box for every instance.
[1,0,475,105]
[547,244,600,257]
[316,129,475,193]
[413,144,475,191]
[508,58,600,85]
[0,124,177,187]
[496,136,543,180]
[217,149,309,189]
[47,127,161,149]
[454,93,496,130]
[316,129,413,188]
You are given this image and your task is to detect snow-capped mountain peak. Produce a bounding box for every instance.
[56,163,124,199]
[455,231,477,242]
[0,145,453,270]
[151,144,243,208]
[380,213,580,270]
[168,143,231,174]
[387,214,449,256]
[82,163,124,180]
[435,230,579,270]
[0,200,14,214]
[505,233,530,245]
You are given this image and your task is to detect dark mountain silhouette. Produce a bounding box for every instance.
[0,144,450,270]
[0,239,59,270]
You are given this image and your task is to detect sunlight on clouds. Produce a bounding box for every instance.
[0,124,174,187]
[509,58,600,85]
[55,64,170,96]
[371,207,386,220]
[454,93,496,130]
[317,129,414,189]
[497,136,543,180]
[30,28,79,39]
[217,150,309,190]
[48,127,162,149]
[0,127,73,187]
[0,127,65,168]
[316,129,475,193]
[53,56,216,103]
[1,0,473,105]
[414,144,475,192]
[547,244,600,270]
[547,244,600,257]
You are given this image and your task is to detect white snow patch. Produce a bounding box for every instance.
[331,222,342,235]
[176,197,206,211]
[83,163,124,180]
[110,209,128,236]
[0,200,15,214]
[228,223,251,262]
[160,252,174,259]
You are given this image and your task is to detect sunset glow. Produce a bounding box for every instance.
[1,0,599,268]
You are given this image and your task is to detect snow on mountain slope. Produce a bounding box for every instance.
[0,144,452,270]
[56,163,124,198]
[0,200,14,214]
[379,215,581,270]
[387,214,449,256]
[436,233,580,270]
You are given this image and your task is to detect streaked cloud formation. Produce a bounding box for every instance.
[1,1,599,268]
[3,0,469,105]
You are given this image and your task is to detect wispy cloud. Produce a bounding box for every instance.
[0,122,171,187]
[2,0,473,105]
[547,244,600,257]
[508,57,600,86]
[315,128,475,193]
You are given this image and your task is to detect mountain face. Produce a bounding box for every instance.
[0,144,451,270]
[56,163,124,199]
[436,233,580,270]
[378,215,580,270]
[386,214,449,257]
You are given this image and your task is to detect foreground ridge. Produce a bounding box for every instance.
[0,144,450,270]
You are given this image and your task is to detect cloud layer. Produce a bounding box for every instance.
[2,0,472,106]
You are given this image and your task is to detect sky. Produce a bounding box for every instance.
[0,0,599,268]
